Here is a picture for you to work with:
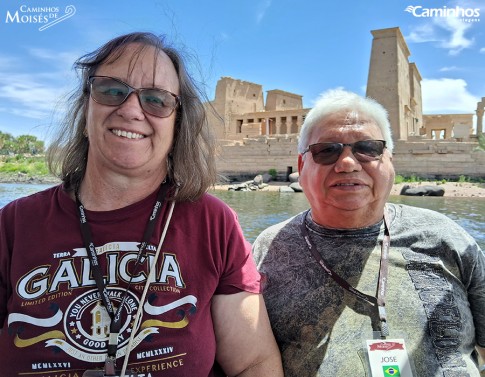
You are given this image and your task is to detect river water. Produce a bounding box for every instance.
[1,183,484,249]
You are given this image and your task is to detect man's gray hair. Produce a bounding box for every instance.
[298,88,394,153]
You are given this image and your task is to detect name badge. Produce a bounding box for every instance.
[366,338,414,377]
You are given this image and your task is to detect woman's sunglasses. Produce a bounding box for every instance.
[303,140,386,165]
[88,76,180,118]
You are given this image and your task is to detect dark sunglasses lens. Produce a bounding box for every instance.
[353,140,385,161]
[309,143,342,165]
[139,89,177,117]
[90,77,129,105]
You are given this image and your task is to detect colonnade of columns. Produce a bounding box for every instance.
[262,115,305,135]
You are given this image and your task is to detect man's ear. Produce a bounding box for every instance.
[386,149,393,162]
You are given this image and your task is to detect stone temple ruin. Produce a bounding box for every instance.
[207,27,485,180]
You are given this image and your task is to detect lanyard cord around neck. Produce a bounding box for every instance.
[300,207,391,338]
[74,180,171,373]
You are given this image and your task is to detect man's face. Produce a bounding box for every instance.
[298,112,395,228]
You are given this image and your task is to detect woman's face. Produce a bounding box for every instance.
[84,43,180,180]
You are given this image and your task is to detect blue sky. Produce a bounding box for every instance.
[0,0,484,141]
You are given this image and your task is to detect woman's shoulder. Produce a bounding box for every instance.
[177,192,236,217]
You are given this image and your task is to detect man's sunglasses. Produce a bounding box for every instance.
[88,76,180,118]
[303,140,386,165]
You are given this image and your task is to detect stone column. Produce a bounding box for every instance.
[288,116,295,133]
[297,115,303,134]
[276,118,282,135]
[477,109,483,135]
[477,99,484,135]
[281,117,287,134]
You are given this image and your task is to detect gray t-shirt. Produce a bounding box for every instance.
[253,203,485,377]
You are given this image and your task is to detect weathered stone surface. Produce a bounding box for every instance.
[279,186,295,193]
[228,179,270,191]
[289,182,303,192]
[400,185,445,196]
[289,172,299,183]
[253,175,264,185]
[262,173,273,183]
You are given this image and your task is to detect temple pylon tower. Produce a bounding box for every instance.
[366,27,423,141]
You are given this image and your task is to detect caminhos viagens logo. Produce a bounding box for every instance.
[405,5,480,22]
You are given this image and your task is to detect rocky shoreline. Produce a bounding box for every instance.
[0,173,61,185]
[212,180,485,198]
[1,173,484,198]
[390,182,485,198]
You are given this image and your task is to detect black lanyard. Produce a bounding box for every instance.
[75,180,171,373]
[300,207,391,338]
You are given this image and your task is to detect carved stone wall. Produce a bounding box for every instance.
[422,114,474,140]
[392,140,485,178]
[215,137,485,180]
[210,27,484,180]
[216,137,299,180]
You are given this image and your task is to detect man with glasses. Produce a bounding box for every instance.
[252,89,485,377]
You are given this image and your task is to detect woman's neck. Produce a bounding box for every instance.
[76,168,166,211]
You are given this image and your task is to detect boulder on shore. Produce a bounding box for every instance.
[288,172,299,183]
[289,182,303,192]
[400,184,445,196]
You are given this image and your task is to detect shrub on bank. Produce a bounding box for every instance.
[0,155,50,177]
[394,174,485,184]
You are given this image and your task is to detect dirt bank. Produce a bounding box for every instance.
[212,181,485,198]
[390,182,485,198]
[2,173,484,198]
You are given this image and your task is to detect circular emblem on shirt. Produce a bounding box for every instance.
[64,288,140,353]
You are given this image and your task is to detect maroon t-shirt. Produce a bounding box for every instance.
[0,185,260,376]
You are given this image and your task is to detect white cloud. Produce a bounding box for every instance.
[439,66,459,72]
[0,47,77,124]
[436,17,474,55]
[480,47,485,54]
[405,1,476,55]
[219,32,229,41]
[406,24,438,43]
[0,55,19,70]
[255,0,272,24]
[28,48,79,68]
[0,76,62,111]
[421,78,479,113]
